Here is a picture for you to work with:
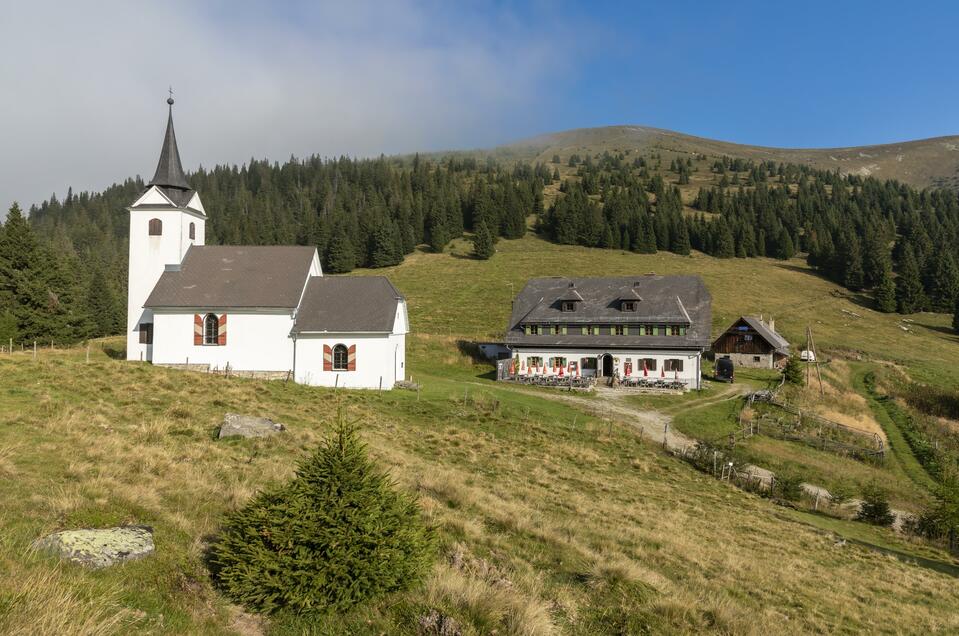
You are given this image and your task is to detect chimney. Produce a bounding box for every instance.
[768,316,775,333]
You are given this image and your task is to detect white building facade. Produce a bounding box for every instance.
[504,276,712,390]
[126,99,408,389]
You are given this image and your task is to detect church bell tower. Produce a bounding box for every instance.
[126,96,206,362]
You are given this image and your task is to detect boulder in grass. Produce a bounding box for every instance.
[218,413,286,439]
[33,526,154,569]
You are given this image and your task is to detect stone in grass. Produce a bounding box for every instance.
[218,413,286,439]
[418,609,462,636]
[33,526,155,569]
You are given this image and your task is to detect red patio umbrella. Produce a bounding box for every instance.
[660,366,665,378]
[643,360,648,377]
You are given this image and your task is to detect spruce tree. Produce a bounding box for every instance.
[86,265,118,338]
[895,244,926,314]
[774,228,795,260]
[783,355,804,385]
[953,297,959,334]
[874,267,897,313]
[211,419,434,614]
[325,228,356,274]
[472,221,495,260]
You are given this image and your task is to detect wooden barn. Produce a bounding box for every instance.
[712,316,789,369]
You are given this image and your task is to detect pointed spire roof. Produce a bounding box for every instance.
[149,98,191,190]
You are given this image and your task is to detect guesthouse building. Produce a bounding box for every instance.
[504,276,712,390]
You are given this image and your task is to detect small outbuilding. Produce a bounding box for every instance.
[712,316,789,369]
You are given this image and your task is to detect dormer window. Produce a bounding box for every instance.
[562,301,576,312]
[622,301,636,312]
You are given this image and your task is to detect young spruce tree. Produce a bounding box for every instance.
[472,221,495,260]
[873,267,897,314]
[211,418,434,614]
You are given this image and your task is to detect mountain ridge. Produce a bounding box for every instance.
[471,125,959,190]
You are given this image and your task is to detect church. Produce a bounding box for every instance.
[125,98,409,390]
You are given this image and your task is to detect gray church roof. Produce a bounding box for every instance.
[506,275,711,349]
[144,245,317,309]
[293,276,404,333]
[148,102,192,191]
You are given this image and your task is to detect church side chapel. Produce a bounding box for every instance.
[125,98,408,390]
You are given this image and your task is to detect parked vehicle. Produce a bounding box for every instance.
[800,350,816,362]
[716,357,735,383]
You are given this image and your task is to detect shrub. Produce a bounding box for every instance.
[856,483,895,526]
[773,472,804,502]
[209,417,435,614]
[783,356,804,385]
[828,482,855,509]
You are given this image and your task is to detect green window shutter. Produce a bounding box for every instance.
[562,325,567,335]
[680,326,686,336]
[623,326,629,335]
[524,324,531,335]
[580,326,586,335]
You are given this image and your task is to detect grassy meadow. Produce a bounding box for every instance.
[2,235,959,634]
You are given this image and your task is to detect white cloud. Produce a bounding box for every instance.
[0,1,584,213]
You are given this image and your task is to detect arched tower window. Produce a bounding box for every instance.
[148,218,162,236]
[332,344,349,371]
[189,222,196,240]
[203,313,219,345]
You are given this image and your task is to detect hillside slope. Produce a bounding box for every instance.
[481,125,959,189]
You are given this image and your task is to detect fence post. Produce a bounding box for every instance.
[86,344,90,363]
[33,340,37,360]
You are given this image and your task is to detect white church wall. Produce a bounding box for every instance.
[151,310,295,372]
[295,333,405,390]
[126,197,205,362]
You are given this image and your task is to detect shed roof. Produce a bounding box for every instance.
[293,276,404,333]
[737,316,790,354]
[144,245,317,309]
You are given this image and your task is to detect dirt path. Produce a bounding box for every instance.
[509,381,913,528]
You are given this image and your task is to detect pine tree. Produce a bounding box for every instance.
[774,228,795,260]
[86,265,118,338]
[953,297,959,334]
[368,222,401,268]
[874,267,897,313]
[325,227,356,273]
[713,218,735,258]
[783,355,804,385]
[842,236,865,291]
[896,244,926,314]
[210,418,434,614]
[472,221,495,260]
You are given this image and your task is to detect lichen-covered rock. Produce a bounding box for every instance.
[418,609,462,636]
[218,413,285,439]
[33,526,155,569]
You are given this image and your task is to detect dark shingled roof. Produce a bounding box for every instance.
[293,276,404,333]
[739,316,790,354]
[505,275,711,349]
[144,246,317,309]
[149,105,191,191]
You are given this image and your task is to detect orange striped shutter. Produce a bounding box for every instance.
[218,314,227,345]
[193,314,202,345]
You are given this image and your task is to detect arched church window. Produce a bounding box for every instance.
[203,313,219,345]
[332,344,349,371]
[148,218,162,236]
[189,222,196,240]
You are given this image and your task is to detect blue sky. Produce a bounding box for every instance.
[1,1,957,209]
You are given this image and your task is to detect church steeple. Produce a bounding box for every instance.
[149,96,191,190]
